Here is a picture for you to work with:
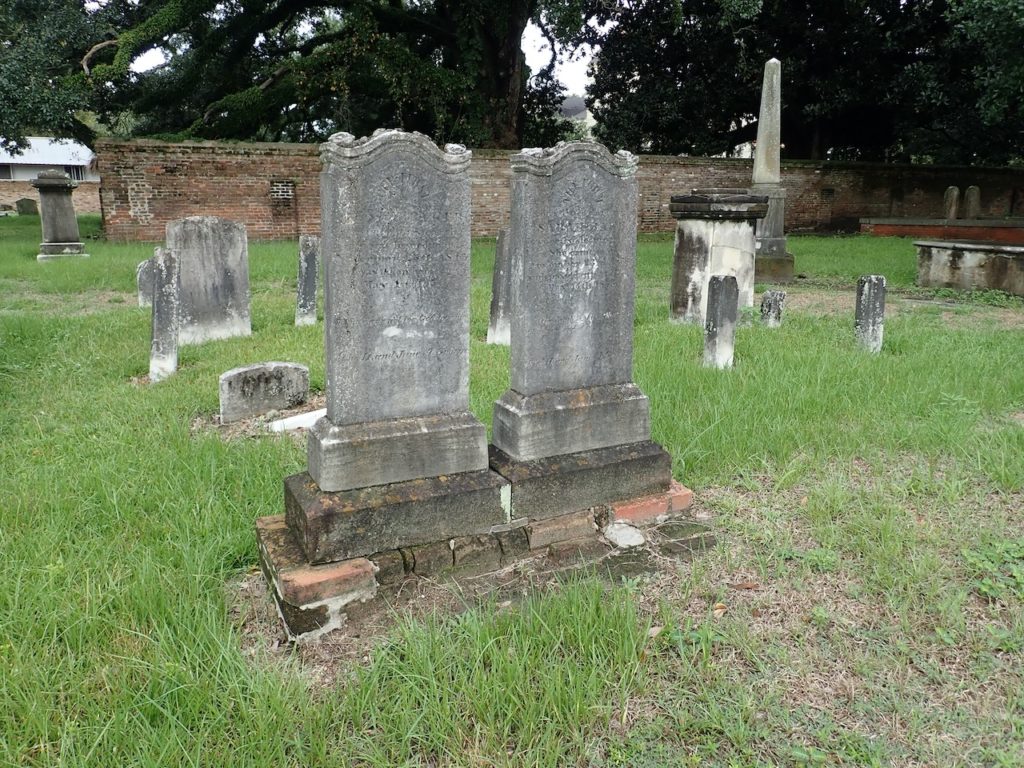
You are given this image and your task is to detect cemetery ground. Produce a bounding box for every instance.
[2,214,1023,767]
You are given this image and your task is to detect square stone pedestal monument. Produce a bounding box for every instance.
[31,170,88,260]
[257,131,509,640]
[490,142,677,536]
[669,188,768,324]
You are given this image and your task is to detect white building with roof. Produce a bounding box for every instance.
[0,137,99,182]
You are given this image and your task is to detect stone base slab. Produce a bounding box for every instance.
[489,440,672,521]
[308,410,488,491]
[284,469,510,564]
[37,242,88,260]
[491,384,651,461]
[754,252,795,283]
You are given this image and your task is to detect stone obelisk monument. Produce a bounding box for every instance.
[751,58,794,283]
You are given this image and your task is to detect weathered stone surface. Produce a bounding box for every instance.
[137,256,155,308]
[149,247,180,383]
[943,186,960,220]
[492,383,650,462]
[31,171,87,260]
[527,509,598,550]
[284,469,509,564]
[256,515,377,640]
[489,441,672,521]
[704,275,739,369]
[14,197,37,216]
[669,190,767,323]
[308,411,487,492]
[752,58,782,186]
[492,521,530,562]
[486,227,512,345]
[760,289,786,327]
[311,130,487,490]
[546,536,611,566]
[749,59,793,280]
[493,142,648,461]
[855,275,886,353]
[166,216,251,344]
[295,234,319,326]
[964,186,982,219]
[451,534,503,574]
[916,240,1024,296]
[405,539,454,576]
[219,362,309,423]
[369,550,407,585]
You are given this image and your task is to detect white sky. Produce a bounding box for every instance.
[131,21,595,95]
[521,22,594,96]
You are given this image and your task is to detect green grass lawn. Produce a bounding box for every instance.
[2,218,1022,766]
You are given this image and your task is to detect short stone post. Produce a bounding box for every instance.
[964,185,981,219]
[31,170,88,260]
[295,234,320,326]
[855,275,886,353]
[704,276,739,369]
[149,247,180,382]
[486,227,512,345]
[760,289,786,328]
[137,255,156,308]
[751,58,794,283]
[669,188,767,324]
[943,186,960,220]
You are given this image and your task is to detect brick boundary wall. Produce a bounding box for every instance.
[1,180,101,215]
[96,138,1024,241]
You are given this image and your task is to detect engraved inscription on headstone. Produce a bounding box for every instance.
[166,216,251,345]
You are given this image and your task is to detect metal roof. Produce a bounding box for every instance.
[0,137,95,166]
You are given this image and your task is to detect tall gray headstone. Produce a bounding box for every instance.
[137,255,156,308]
[964,185,982,219]
[855,275,886,353]
[31,171,87,260]
[295,234,320,326]
[149,247,180,382]
[669,189,767,324]
[492,142,650,460]
[486,228,512,345]
[308,130,489,491]
[165,216,251,345]
[751,58,794,283]
[943,186,960,220]
[704,275,739,369]
[760,289,786,328]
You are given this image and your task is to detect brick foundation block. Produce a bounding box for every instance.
[613,479,694,525]
[256,516,377,640]
[489,441,671,521]
[527,509,599,550]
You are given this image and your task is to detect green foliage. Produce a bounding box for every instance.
[963,539,1024,601]
[589,0,1024,163]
